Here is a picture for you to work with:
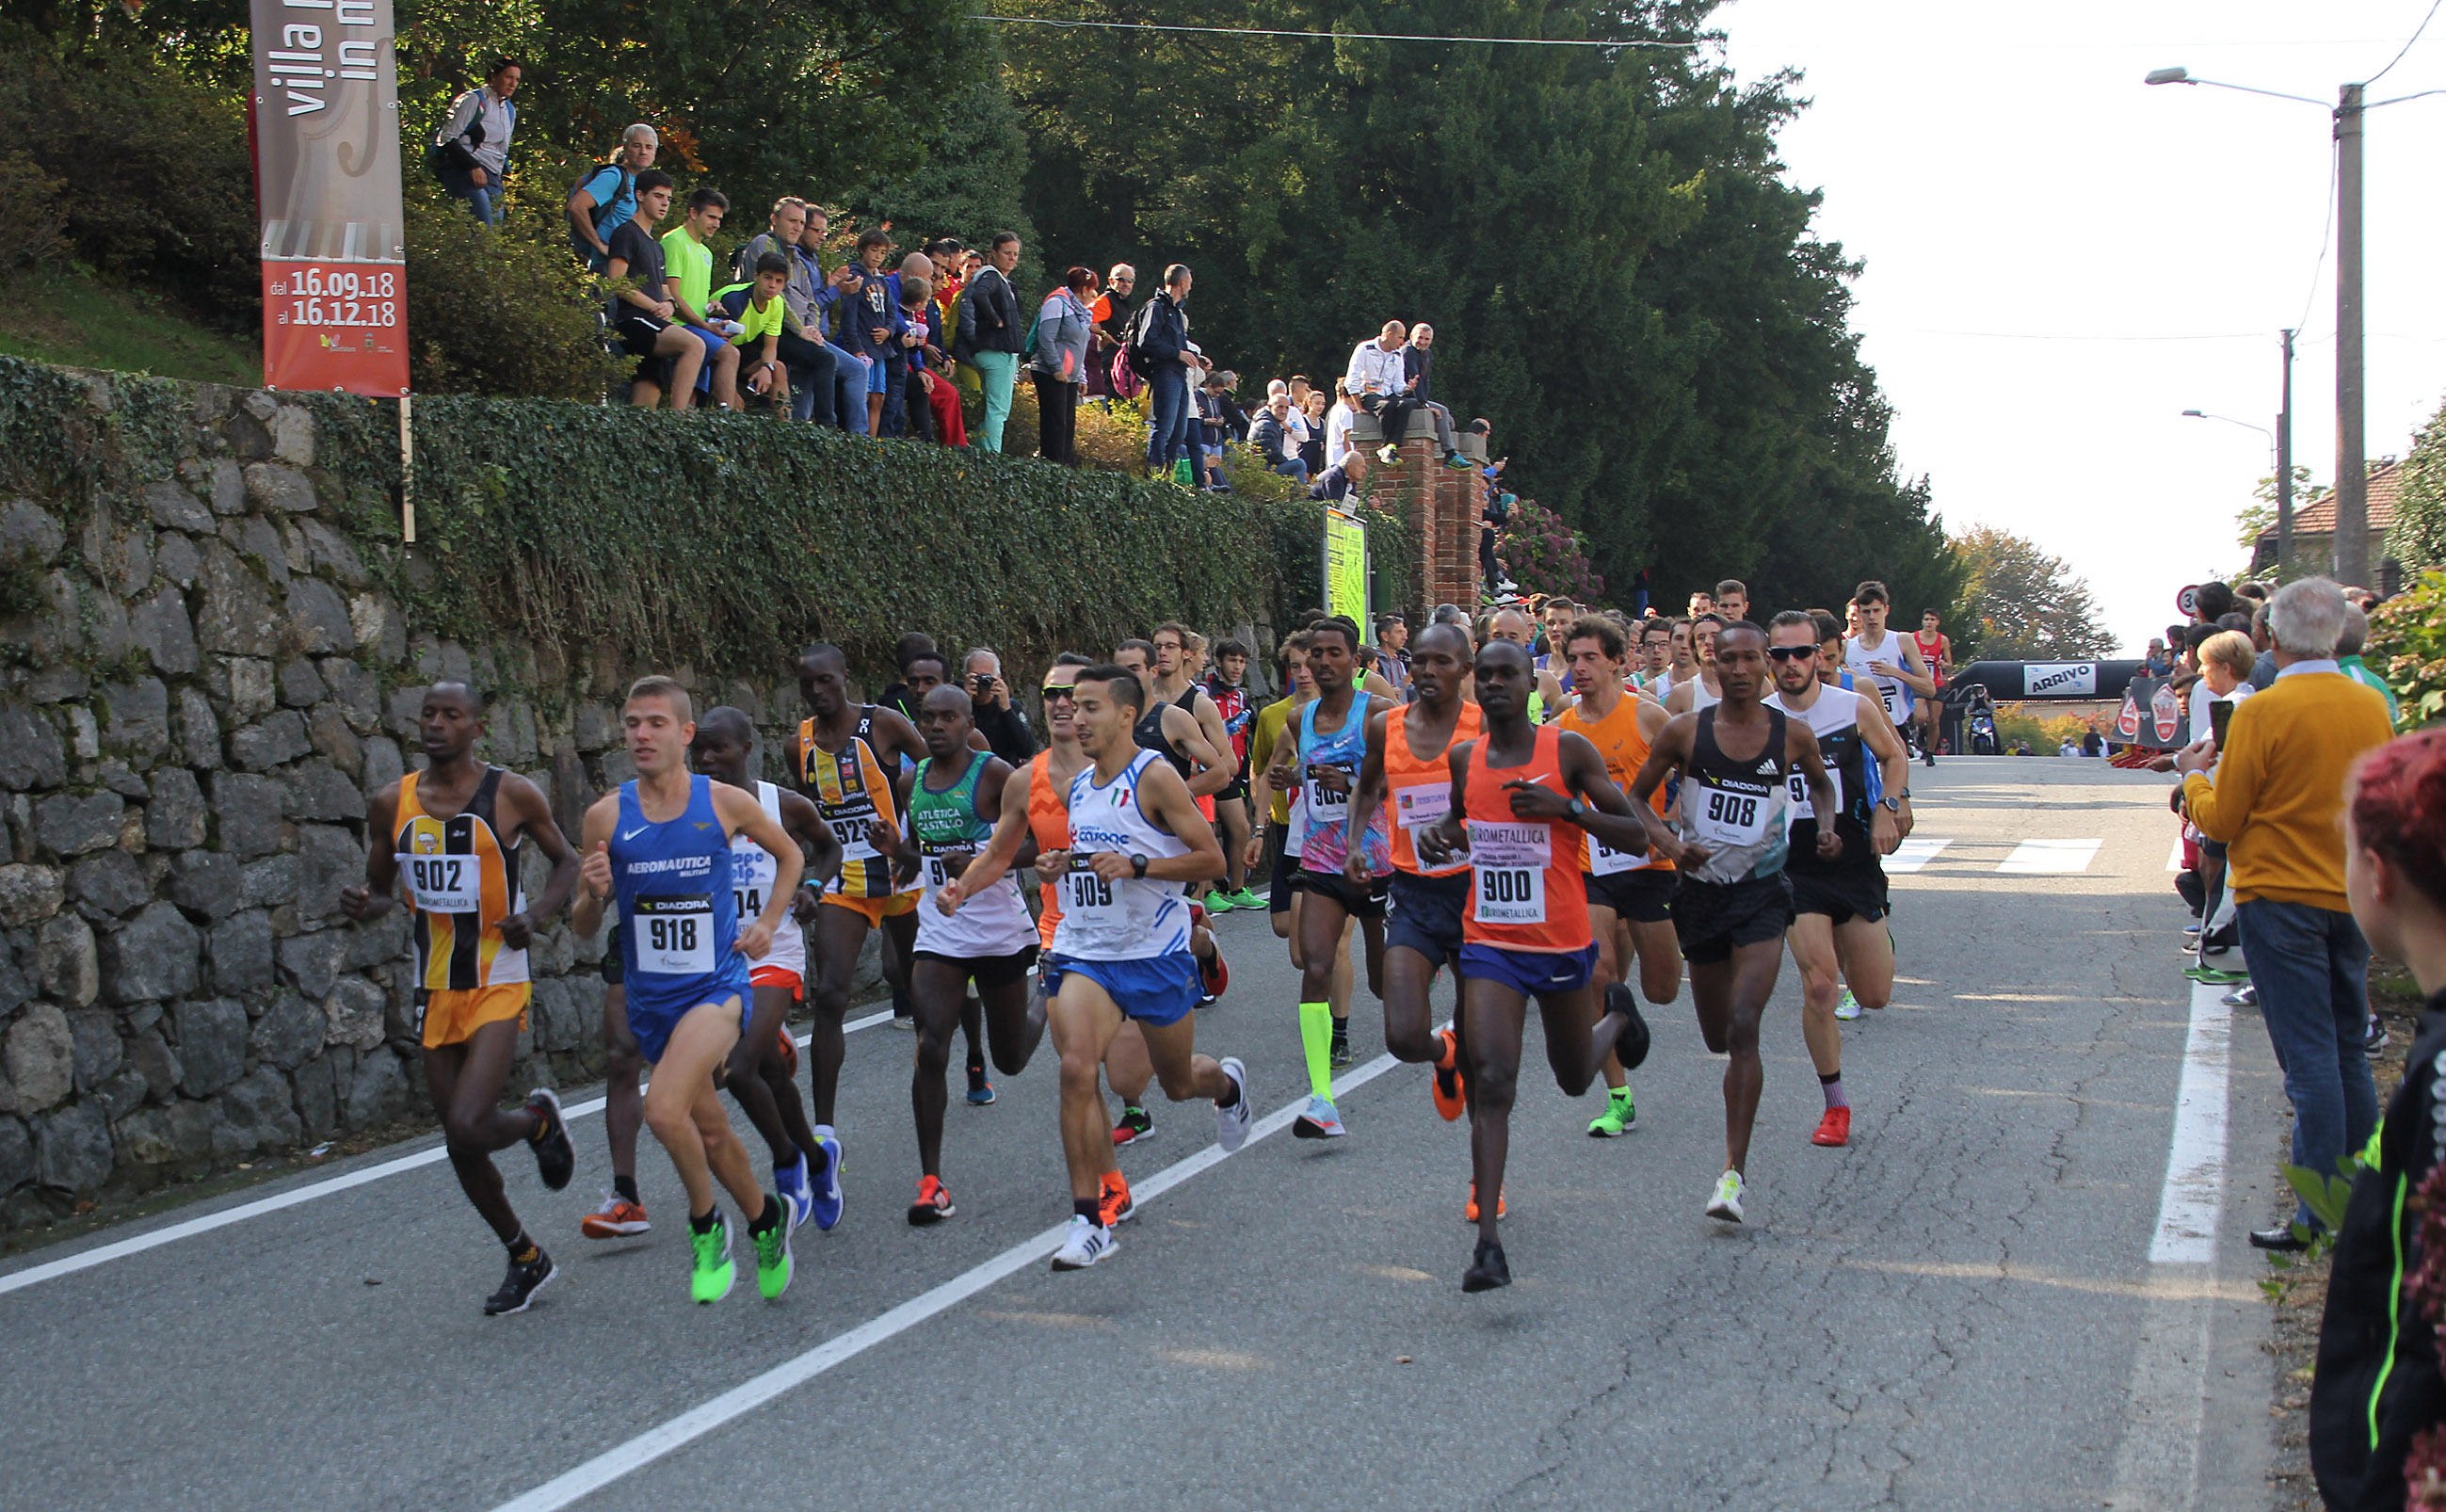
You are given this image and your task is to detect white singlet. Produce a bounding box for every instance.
[1051,749,1192,961]
[1843,631,1912,723]
[729,781,805,977]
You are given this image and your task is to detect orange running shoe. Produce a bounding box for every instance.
[908,1175,956,1225]
[1429,1028,1466,1122]
[581,1190,651,1238]
[1463,1182,1506,1223]
[1811,1106,1852,1148]
[1100,1171,1136,1226]
[777,1025,799,1077]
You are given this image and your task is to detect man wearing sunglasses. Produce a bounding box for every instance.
[1765,611,1911,1151]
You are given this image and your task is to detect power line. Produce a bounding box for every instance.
[978,14,1696,47]
[2364,0,2444,85]
[2293,142,2340,338]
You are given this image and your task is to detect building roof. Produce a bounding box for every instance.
[2258,459,2400,543]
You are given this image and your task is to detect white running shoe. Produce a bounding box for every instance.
[1049,1214,1118,1271]
[1215,1056,1254,1151]
[1292,1094,1346,1139]
[1706,1169,1746,1224]
[1834,989,1862,1021]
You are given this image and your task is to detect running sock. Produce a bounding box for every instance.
[612,1173,641,1206]
[1073,1197,1104,1225]
[1819,1071,1849,1110]
[747,1195,781,1235]
[1298,1002,1334,1099]
[688,1207,719,1235]
[507,1231,539,1264]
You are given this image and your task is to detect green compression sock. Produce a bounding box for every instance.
[1298,1001,1335,1100]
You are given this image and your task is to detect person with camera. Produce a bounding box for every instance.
[962,648,1038,765]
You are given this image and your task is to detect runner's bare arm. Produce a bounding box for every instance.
[1342,705,1394,885]
[1850,689,1912,853]
[1188,691,1234,789]
[1503,730,1649,854]
[944,762,1037,915]
[1635,698,1671,746]
[340,784,403,922]
[571,794,620,939]
[1084,762,1223,882]
[1161,704,1233,797]
[1788,722,1843,861]
[496,773,581,947]
[1883,639,1935,699]
[1626,716,1696,863]
[712,780,802,960]
[1666,680,1694,716]
[777,789,843,911]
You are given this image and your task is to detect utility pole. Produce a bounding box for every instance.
[2334,83,2367,587]
[2277,327,2293,576]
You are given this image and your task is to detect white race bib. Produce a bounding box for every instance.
[1470,821,1549,925]
[1392,781,1462,874]
[1061,863,1120,922]
[1302,766,1354,822]
[1693,783,1770,848]
[922,853,960,892]
[1782,766,1844,836]
[828,808,879,862]
[1588,830,1650,877]
[634,894,716,974]
[398,852,483,914]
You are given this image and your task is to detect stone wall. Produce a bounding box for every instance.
[0,377,833,1231]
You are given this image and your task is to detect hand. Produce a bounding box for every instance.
[1416,824,1467,867]
[920,370,938,394]
[747,365,773,395]
[498,909,536,950]
[1871,809,1901,857]
[869,326,889,345]
[338,883,386,923]
[935,877,964,916]
[1816,830,1843,861]
[581,840,613,900]
[1086,851,1134,881]
[1242,834,1266,871]
[869,821,902,859]
[735,917,775,960]
[792,884,822,925]
[985,675,1011,710]
[1036,848,1070,879]
[2173,735,2217,777]
[1870,660,1902,680]
[1666,836,1710,870]
[653,299,676,321]
[470,167,489,188]
[2144,753,2177,773]
[1342,848,1375,887]
[1503,776,1572,819]
[1311,765,1353,797]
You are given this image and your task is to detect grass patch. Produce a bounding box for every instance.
[0,268,257,387]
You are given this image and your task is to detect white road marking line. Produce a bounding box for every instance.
[1885,837,1953,874]
[2166,837,2186,873]
[490,1040,1426,1512]
[2147,979,2232,1265]
[0,1009,896,1297]
[1996,838,2102,875]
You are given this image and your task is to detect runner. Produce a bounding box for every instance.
[795,642,929,1231]
[1666,613,1727,715]
[1149,622,1239,904]
[897,684,1048,1223]
[1655,617,1698,702]
[689,708,843,1227]
[1248,631,1323,955]
[1413,639,1655,1291]
[1635,618,1674,694]
[1482,606,1569,720]
[1267,616,1393,1137]
[1555,616,1681,1138]
[1202,636,1264,911]
[1344,622,1479,1120]
[1909,608,1952,765]
[1765,611,1910,1148]
[573,677,805,1302]
[1843,581,1935,755]
[1624,622,1841,1225]
[340,682,582,1315]
[1039,663,1248,1271]
[1536,597,1578,680]
[1714,580,1750,625]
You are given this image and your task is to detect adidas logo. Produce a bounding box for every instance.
[1756,761,1778,775]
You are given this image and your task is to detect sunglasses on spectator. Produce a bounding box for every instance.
[1040,685,1078,701]
[1765,646,1818,662]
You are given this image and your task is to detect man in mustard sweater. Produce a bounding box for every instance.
[2180,577,2396,1250]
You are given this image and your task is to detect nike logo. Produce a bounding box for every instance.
[620,827,649,841]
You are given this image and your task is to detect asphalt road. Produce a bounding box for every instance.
[0,758,2291,1511]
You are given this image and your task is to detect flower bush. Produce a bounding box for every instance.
[2367,569,2446,729]
[1494,498,1603,601]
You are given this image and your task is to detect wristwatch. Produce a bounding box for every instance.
[1565,797,1590,823]
[1130,853,1149,879]
[1878,796,1903,812]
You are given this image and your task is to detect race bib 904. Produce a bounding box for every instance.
[635,893,716,974]
[399,852,482,913]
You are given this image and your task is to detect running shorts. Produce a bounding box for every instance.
[1269,837,1298,916]
[1456,942,1598,998]
[1788,867,1889,926]
[865,354,891,394]
[1218,773,1250,804]
[911,944,1039,993]
[1298,867,1389,921]
[821,891,918,925]
[1041,951,1203,1027]
[418,982,528,1050]
[626,985,751,1067]
[748,963,804,1001]
[1673,875,1795,964]
[613,311,669,361]
[1386,870,1470,964]
[1585,868,1678,925]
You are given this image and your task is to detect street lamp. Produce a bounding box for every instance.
[2182,409,2290,571]
[2148,67,2446,586]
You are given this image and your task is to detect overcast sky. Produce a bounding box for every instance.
[1718,0,2446,653]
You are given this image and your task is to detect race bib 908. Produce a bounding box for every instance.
[1693,784,1769,848]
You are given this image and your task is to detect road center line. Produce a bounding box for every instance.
[0,1009,897,1297]
[490,1042,1424,1512]
[2148,979,2232,1265]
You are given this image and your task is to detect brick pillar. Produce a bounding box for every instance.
[1371,429,1483,618]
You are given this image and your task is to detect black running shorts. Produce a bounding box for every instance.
[911,944,1039,992]
[1673,875,1794,965]
[1787,866,1889,926]
[1298,867,1389,921]
[1386,870,1469,964]
[1585,868,1678,925]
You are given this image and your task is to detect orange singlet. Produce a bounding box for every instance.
[1384,700,1482,877]
[1555,694,1673,876]
[1460,724,1590,952]
[1025,750,1074,949]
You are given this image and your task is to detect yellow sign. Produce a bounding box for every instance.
[1323,507,1368,632]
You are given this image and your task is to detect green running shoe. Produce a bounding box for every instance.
[1227,887,1267,911]
[1587,1088,1636,1138]
[688,1212,736,1304]
[750,1198,793,1300]
[1834,989,1862,1021]
[2188,965,2249,986]
[1202,891,1235,915]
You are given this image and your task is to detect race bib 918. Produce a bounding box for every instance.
[634,893,716,974]
[399,852,482,913]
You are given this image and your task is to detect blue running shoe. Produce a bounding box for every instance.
[774,1150,813,1231]
[808,1132,845,1231]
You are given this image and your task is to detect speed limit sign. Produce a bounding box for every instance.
[2175,584,2202,619]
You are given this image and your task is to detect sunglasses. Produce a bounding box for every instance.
[1039,685,1078,701]
[1766,646,1818,662]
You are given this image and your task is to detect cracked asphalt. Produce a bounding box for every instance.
[0,759,2283,1510]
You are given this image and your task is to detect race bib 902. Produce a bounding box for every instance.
[399,852,482,913]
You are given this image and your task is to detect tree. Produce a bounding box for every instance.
[2390,396,2446,573]
[1949,526,2116,663]
[2231,464,2320,584]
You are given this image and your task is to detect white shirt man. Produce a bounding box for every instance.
[1344,328,1408,398]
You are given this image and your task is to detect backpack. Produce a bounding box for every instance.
[1109,345,1142,400]
[1021,312,1042,364]
[566,161,633,269]
[1123,297,1163,366]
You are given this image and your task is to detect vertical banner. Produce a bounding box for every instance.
[252,0,409,395]
[1323,507,1369,635]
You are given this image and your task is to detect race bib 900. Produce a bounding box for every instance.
[1470,821,1549,925]
[635,893,716,974]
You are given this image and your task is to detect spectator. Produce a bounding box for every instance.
[567,122,657,273]
[429,58,519,227]
[1196,372,1231,489]
[713,252,801,411]
[657,187,743,410]
[961,648,1038,764]
[1345,319,1412,458]
[2338,604,2403,727]
[1129,264,1198,480]
[925,239,967,303]
[1031,266,1097,464]
[1311,446,1371,506]
[833,229,902,436]
[1375,613,1412,698]
[1299,389,1330,476]
[898,274,966,446]
[959,232,1025,453]
[1325,379,1357,471]
[601,171,712,410]
[2144,637,2174,676]
[1086,263,1134,399]
[892,254,941,441]
[1251,394,1308,481]
[2178,578,2398,1252]
[2308,728,2446,1510]
[1482,483,1514,594]
[1403,322,1469,466]
[2248,600,2279,690]
[790,206,863,433]
[724,200,838,426]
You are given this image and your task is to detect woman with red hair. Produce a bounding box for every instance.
[2310,728,2446,1509]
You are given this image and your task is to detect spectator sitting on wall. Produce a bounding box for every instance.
[567,122,657,273]
[430,58,519,228]
[654,187,743,411]
[1344,319,1414,460]
[725,200,837,426]
[1252,394,1309,481]
[601,171,713,410]
[1401,322,1470,469]
[711,252,800,413]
